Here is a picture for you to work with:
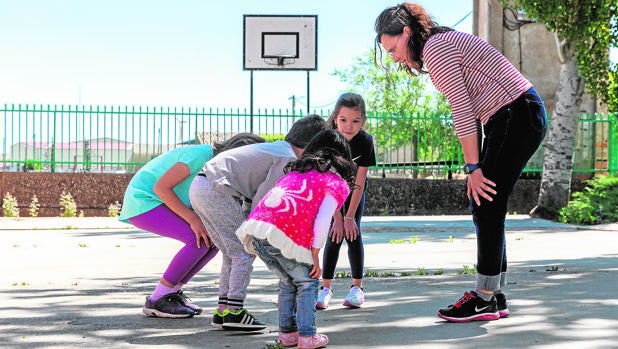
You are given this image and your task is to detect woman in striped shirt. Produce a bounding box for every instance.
[374,3,547,323]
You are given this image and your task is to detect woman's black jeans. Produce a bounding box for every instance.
[472,87,547,291]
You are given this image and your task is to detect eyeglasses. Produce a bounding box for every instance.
[383,34,404,58]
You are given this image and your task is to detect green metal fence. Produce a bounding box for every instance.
[1,103,615,178]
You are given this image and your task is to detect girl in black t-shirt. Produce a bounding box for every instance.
[316,93,377,310]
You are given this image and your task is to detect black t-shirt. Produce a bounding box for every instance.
[348,129,377,168]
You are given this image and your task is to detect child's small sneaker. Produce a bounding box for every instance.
[495,293,510,318]
[343,286,364,308]
[142,294,195,318]
[176,290,202,315]
[437,290,499,323]
[211,308,229,329]
[222,308,266,331]
[316,287,333,310]
[278,331,299,347]
[298,333,329,349]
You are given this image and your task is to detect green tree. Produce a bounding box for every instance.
[610,70,618,112]
[333,49,459,177]
[501,0,618,219]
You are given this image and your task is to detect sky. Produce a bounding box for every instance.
[0,0,474,111]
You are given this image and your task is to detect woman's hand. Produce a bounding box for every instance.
[466,169,497,206]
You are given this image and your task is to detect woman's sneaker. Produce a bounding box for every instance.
[298,333,329,349]
[142,293,195,318]
[343,286,364,308]
[222,308,266,331]
[316,287,333,310]
[211,308,229,329]
[437,290,499,323]
[495,293,510,318]
[176,290,202,315]
[278,331,299,347]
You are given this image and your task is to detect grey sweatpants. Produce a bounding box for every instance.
[189,176,254,302]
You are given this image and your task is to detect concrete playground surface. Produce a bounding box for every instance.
[0,216,617,349]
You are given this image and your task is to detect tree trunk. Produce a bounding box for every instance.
[532,55,584,219]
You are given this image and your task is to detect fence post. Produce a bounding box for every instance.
[609,112,617,175]
[51,104,56,173]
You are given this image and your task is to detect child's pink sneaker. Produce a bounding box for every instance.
[298,333,329,349]
[278,331,299,347]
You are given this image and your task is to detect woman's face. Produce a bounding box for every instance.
[380,27,420,71]
[334,106,363,141]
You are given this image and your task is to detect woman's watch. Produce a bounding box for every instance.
[463,163,481,174]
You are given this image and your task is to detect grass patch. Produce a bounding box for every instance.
[264,341,285,349]
[458,264,477,275]
[389,236,419,244]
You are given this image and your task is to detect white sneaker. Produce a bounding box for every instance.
[316,287,333,309]
[343,286,364,308]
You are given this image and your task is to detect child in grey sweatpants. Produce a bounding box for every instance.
[189,114,327,331]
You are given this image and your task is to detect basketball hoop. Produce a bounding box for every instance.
[263,54,297,67]
[243,15,317,71]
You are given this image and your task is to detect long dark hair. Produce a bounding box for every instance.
[213,133,265,156]
[374,2,452,76]
[284,129,357,191]
[325,93,367,129]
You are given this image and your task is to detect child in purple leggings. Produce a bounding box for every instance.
[119,133,265,318]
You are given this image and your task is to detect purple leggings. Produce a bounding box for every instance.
[129,204,218,285]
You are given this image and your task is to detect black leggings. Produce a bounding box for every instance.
[321,191,366,280]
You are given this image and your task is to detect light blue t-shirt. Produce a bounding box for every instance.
[119,144,214,223]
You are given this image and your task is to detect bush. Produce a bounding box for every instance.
[261,134,285,142]
[29,195,40,217]
[559,175,618,224]
[22,158,43,172]
[59,191,77,217]
[2,192,20,217]
[108,201,122,217]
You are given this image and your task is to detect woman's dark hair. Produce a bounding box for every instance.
[374,2,452,76]
[213,133,266,155]
[326,93,367,129]
[284,129,358,191]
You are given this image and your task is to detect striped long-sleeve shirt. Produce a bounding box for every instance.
[423,31,532,138]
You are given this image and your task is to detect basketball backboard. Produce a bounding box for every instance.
[243,15,317,71]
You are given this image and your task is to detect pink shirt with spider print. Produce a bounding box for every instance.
[236,169,350,265]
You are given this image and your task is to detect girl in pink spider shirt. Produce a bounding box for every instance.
[236,129,357,349]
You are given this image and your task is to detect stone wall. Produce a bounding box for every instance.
[363,178,544,216]
[1,173,574,218]
[0,173,132,217]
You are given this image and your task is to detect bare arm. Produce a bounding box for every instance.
[330,209,345,243]
[309,247,321,278]
[153,162,211,248]
[343,166,368,241]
